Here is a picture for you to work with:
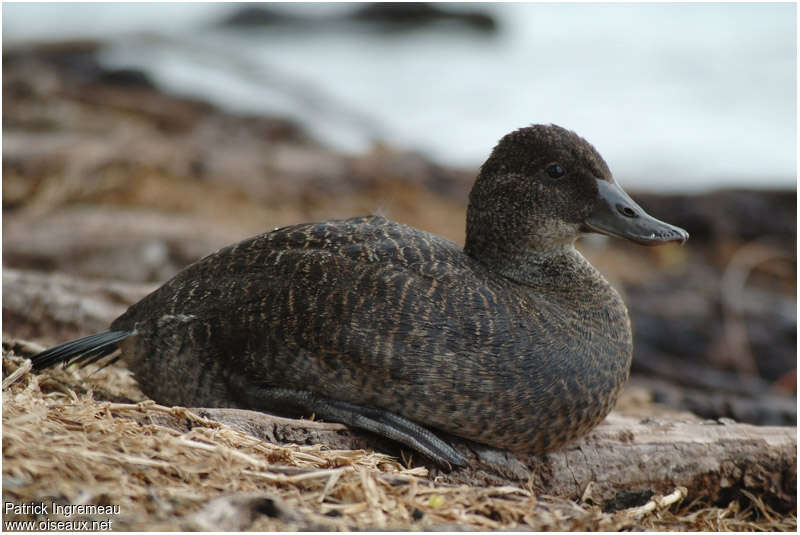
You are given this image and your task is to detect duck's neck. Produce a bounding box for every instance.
[467,238,599,290]
[464,190,588,287]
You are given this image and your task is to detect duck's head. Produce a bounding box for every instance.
[465,124,688,263]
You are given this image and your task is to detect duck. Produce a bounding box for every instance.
[31,124,688,467]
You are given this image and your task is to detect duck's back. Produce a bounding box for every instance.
[112,216,499,394]
[112,215,629,452]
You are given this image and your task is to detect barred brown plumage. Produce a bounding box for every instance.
[31,124,688,467]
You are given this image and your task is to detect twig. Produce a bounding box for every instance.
[243,466,352,484]
[3,358,32,390]
[628,487,688,519]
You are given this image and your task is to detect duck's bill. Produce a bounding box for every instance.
[583,179,689,246]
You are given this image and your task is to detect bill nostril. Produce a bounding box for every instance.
[616,204,637,218]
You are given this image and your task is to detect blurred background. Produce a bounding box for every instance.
[3,2,796,190]
[2,3,796,426]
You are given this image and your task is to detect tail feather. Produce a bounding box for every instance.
[31,331,133,370]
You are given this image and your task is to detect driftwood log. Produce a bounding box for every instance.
[3,268,796,511]
[120,404,793,511]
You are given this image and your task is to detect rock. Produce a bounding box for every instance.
[215,3,499,34]
[217,5,300,28]
[351,3,498,33]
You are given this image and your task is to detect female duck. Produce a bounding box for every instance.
[32,124,688,466]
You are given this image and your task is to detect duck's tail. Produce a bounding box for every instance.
[30,330,134,371]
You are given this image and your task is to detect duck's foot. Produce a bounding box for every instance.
[228,379,467,468]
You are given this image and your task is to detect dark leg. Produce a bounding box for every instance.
[227,375,466,468]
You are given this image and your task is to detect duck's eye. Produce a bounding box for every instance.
[546,164,566,179]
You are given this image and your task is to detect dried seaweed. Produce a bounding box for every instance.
[2,350,795,531]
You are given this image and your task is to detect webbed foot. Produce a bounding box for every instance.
[228,378,466,468]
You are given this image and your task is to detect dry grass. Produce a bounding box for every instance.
[2,346,795,531]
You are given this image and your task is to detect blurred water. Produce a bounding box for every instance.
[3,2,796,191]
